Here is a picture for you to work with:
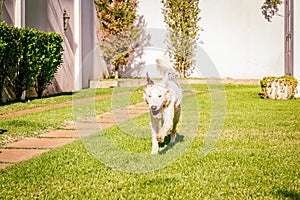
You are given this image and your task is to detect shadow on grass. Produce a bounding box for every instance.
[159,134,184,155]
[0,92,74,106]
[275,189,300,199]
[0,129,8,134]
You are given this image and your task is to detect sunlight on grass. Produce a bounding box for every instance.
[0,88,143,146]
[0,84,299,199]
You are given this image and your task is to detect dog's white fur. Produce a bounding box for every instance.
[143,58,182,154]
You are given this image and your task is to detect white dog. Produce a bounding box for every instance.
[143,59,182,154]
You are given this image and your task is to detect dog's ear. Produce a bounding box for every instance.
[142,88,149,104]
[146,72,154,86]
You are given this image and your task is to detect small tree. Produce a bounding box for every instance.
[261,0,282,22]
[123,16,150,78]
[94,0,149,79]
[161,0,202,77]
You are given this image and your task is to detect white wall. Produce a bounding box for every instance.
[294,0,300,81]
[139,0,298,79]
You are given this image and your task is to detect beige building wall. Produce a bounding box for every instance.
[1,0,100,93]
[26,0,76,93]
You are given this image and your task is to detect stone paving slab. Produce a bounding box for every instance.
[73,122,102,130]
[98,113,130,123]
[5,138,78,149]
[64,121,76,129]
[97,113,116,123]
[129,112,148,118]
[0,149,48,163]
[128,103,149,110]
[40,130,79,138]
[98,123,115,129]
[113,108,145,114]
[76,129,101,137]
[128,109,149,114]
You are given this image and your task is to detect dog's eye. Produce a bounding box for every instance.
[148,95,151,98]
[158,95,162,98]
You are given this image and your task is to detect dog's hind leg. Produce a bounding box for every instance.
[170,105,181,143]
[170,126,177,143]
[150,118,159,154]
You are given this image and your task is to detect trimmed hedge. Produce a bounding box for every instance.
[260,76,298,100]
[33,31,63,98]
[0,23,21,100]
[0,22,63,101]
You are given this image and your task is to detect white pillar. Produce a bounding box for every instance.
[15,0,25,28]
[74,0,82,90]
[284,0,294,76]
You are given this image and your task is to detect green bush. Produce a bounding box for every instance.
[260,76,298,99]
[9,28,41,100]
[34,32,63,98]
[0,22,63,101]
[0,22,21,100]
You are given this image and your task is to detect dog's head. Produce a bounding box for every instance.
[143,73,171,118]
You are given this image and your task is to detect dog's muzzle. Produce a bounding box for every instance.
[151,105,157,110]
[151,105,162,119]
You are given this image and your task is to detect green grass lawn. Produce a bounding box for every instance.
[0,84,299,199]
[0,87,143,146]
[0,88,115,115]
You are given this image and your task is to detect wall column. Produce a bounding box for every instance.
[74,0,82,90]
[15,0,25,27]
[284,0,294,76]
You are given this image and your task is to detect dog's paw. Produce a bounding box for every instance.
[150,150,158,155]
[156,134,165,143]
[170,133,176,143]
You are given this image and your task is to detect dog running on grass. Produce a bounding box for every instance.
[143,59,182,154]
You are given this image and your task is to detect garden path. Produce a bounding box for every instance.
[0,95,148,169]
[0,92,130,119]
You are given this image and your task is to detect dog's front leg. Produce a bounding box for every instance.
[156,105,174,143]
[170,104,181,143]
[150,118,159,154]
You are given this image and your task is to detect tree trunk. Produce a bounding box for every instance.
[180,71,184,78]
[114,70,119,79]
[181,65,184,78]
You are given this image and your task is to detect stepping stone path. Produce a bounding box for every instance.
[0,89,204,169]
[0,102,149,169]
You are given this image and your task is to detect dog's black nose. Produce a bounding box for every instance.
[151,105,157,110]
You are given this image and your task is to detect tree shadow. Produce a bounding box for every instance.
[275,189,300,199]
[0,129,8,134]
[0,92,74,106]
[158,133,184,155]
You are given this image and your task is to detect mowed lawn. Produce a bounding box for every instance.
[0,84,299,199]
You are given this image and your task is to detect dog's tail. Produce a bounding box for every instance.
[156,58,176,80]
